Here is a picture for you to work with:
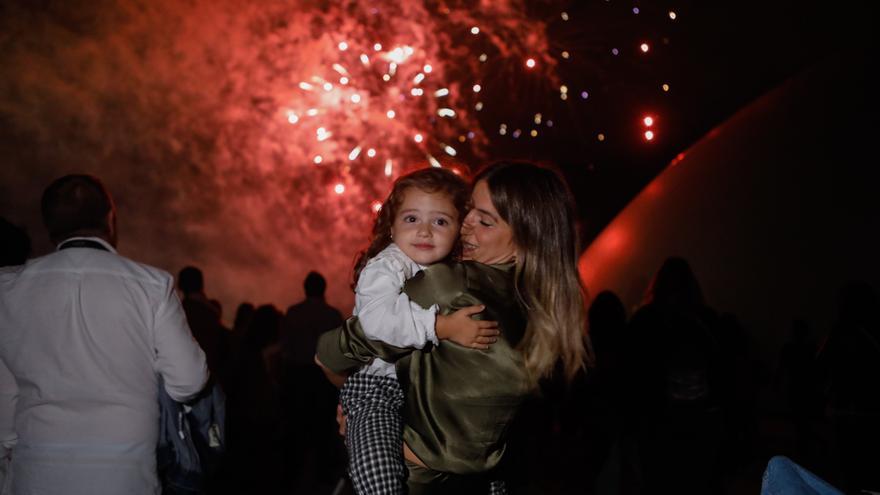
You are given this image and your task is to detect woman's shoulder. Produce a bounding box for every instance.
[410,260,511,288]
[459,260,516,287]
[405,261,466,293]
[403,261,517,308]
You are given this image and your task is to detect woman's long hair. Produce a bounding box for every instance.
[475,161,591,383]
[351,167,470,289]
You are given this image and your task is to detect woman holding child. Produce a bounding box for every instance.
[317,161,590,494]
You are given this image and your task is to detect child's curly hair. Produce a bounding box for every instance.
[352,167,470,290]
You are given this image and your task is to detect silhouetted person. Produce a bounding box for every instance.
[580,291,627,494]
[226,302,255,377]
[777,319,820,462]
[816,281,880,492]
[178,266,229,388]
[0,218,30,267]
[623,257,725,495]
[232,302,255,338]
[0,174,207,494]
[716,312,762,471]
[226,304,284,493]
[279,271,344,490]
[209,299,224,321]
[589,290,627,395]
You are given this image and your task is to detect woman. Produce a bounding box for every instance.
[317,161,589,493]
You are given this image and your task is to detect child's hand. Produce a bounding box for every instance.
[336,403,347,437]
[436,305,500,349]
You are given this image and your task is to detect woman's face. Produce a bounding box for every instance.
[461,180,517,264]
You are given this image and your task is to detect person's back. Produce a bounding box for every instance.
[624,257,724,495]
[281,299,342,367]
[817,281,880,492]
[178,266,229,386]
[0,175,207,495]
[277,272,344,488]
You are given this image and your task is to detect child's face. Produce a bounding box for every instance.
[391,187,460,265]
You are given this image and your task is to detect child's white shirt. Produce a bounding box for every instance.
[354,243,439,378]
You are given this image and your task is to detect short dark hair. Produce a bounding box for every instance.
[178,266,204,294]
[41,174,114,244]
[304,271,326,297]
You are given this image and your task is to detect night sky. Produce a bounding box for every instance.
[0,0,871,313]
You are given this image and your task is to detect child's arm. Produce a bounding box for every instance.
[356,254,440,349]
[357,253,500,350]
[436,307,499,350]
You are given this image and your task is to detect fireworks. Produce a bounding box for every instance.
[274,0,576,196]
[0,0,683,312]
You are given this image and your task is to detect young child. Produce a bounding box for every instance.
[340,167,499,494]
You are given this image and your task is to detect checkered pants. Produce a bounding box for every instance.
[488,480,507,494]
[340,371,408,494]
[340,371,509,495]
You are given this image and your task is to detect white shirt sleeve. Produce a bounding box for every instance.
[153,276,209,402]
[355,251,439,348]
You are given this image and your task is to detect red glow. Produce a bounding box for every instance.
[644,130,655,141]
[449,166,466,176]
[525,58,536,68]
[334,183,345,194]
[643,116,654,127]
[671,152,686,167]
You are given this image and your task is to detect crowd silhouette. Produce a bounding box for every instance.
[2,212,879,494]
[477,257,878,494]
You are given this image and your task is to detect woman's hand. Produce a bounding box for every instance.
[436,305,500,349]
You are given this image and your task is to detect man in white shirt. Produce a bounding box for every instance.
[0,174,208,495]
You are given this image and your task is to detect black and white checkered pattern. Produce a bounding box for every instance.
[340,371,407,495]
[340,370,509,495]
[488,479,508,495]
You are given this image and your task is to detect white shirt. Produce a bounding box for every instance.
[354,244,439,378]
[0,237,208,495]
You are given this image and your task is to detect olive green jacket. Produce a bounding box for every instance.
[316,260,532,476]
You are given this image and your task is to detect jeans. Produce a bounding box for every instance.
[761,456,843,495]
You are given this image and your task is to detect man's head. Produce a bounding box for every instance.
[304,271,326,298]
[41,174,117,246]
[178,266,205,295]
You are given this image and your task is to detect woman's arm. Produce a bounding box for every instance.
[405,263,499,349]
[314,355,348,388]
[315,316,415,374]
